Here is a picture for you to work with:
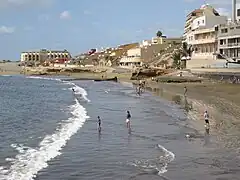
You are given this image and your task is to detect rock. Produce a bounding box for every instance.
[130,68,171,80]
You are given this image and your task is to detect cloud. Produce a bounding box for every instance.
[0,0,54,8]
[216,7,230,17]
[60,11,71,20]
[0,26,15,34]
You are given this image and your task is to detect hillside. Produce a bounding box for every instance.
[149,44,182,67]
[81,43,139,65]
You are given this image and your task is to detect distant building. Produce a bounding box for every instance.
[183,4,224,43]
[184,4,228,68]
[20,49,71,62]
[217,23,240,61]
[215,0,240,63]
[189,27,218,60]
[140,37,182,47]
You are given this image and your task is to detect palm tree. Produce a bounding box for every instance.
[156,30,162,37]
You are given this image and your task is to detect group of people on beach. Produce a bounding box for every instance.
[136,80,146,96]
[72,83,210,135]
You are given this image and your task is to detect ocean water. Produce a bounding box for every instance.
[0,75,240,180]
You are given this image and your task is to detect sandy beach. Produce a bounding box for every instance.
[68,70,240,149]
[0,62,21,75]
[1,63,240,149]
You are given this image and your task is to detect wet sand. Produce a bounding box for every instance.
[137,80,240,149]
[69,71,240,149]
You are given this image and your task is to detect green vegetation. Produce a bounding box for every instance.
[156,30,163,37]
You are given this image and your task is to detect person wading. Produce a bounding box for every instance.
[126,111,131,129]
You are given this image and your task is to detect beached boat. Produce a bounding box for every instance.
[94,76,118,82]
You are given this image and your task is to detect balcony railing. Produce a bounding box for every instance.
[190,38,216,44]
[219,43,240,47]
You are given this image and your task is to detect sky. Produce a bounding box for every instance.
[0,0,233,60]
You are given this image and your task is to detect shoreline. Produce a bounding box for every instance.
[1,64,240,148]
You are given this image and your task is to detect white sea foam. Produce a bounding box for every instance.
[26,76,62,82]
[130,144,175,175]
[0,75,11,77]
[156,144,175,174]
[0,80,90,180]
[68,83,90,102]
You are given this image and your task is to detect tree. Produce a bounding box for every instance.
[172,52,181,69]
[182,42,192,57]
[156,30,162,37]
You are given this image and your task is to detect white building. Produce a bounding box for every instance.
[119,47,143,68]
[20,49,71,62]
[186,6,227,45]
[183,4,222,43]
[184,4,228,68]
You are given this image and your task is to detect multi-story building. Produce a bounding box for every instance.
[217,23,240,61]
[20,49,71,62]
[183,4,224,43]
[189,27,218,60]
[184,4,228,68]
[216,0,240,63]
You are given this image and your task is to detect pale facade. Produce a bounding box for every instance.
[189,27,218,60]
[20,49,71,62]
[183,4,224,43]
[127,47,141,57]
[119,57,143,67]
[217,23,240,61]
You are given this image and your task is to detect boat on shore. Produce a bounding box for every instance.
[94,76,118,82]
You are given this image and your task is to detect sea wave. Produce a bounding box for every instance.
[0,77,90,180]
[129,144,175,175]
[26,76,62,82]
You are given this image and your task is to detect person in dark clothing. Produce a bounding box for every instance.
[98,116,101,132]
[184,86,187,96]
[126,111,131,129]
[72,88,75,93]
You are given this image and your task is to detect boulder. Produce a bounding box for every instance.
[131,68,171,80]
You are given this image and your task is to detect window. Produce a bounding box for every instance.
[237,9,240,16]
[198,21,200,25]
[221,28,228,33]
[230,27,234,30]
[236,26,240,29]
[202,20,204,23]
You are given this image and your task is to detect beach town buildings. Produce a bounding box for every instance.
[119,36,182,68]
[215,0,240,64]
[20,49,71,63]
[184,4,228,68]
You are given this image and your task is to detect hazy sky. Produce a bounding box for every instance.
[0,0,232,60]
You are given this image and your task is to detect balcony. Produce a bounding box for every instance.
[190,38,216,45]
[219,43,240,48]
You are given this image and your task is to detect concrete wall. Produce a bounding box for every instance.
[186,58,226,68]
[218,24,240,38]
[127,48,141,57]
[192,16,206,30]
[206,16,227,27]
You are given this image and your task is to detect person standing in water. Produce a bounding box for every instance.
[204,110,210,129]
[126,111,131,129]
[72,87,75,93]
[98,116,101,132]
[184,86,187,96]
